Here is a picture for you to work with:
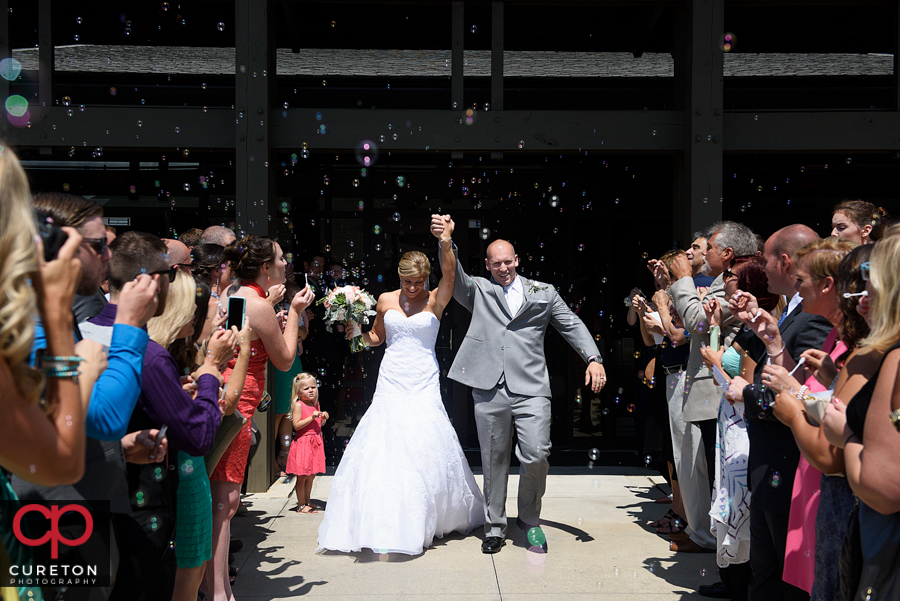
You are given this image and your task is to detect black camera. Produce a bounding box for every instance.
[34,210,68,262]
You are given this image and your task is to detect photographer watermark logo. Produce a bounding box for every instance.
[2,501,109,587]
[14,504,93,559]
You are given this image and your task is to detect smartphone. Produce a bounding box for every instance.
[709,325,720,352]
[156,424,168,444]
[226,296,246,331]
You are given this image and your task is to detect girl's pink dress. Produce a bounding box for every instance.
[782,328,846,593]
[285,400,326,476]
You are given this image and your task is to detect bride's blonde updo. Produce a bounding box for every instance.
[398,251,430,280]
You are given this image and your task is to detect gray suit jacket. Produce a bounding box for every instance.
[669,273,737,422]
[448,251,601,397]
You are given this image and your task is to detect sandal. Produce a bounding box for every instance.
[649,509,677,529]
[307,502,325,511]
[298,504,318,514]
[657,520,687,535]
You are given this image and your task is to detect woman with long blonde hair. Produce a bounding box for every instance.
[0,144,91,599]
[147,269,250,601]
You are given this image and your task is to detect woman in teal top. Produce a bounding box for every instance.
[274,300,311,471]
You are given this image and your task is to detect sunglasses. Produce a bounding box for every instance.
[82,237,108,255]
[149,267,178,283]
[860,261,870,282]
[722,269,738,281]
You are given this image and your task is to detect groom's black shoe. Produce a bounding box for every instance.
[481,537,505,554]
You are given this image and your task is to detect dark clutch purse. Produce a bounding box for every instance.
[205,408,248,477]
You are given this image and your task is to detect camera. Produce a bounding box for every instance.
[34,210,68,262]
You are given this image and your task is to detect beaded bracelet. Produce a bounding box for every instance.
[795,385,809,401]
[43,356,82,363]
[45,369,81,378]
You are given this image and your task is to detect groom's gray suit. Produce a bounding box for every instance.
[448,251,601,538]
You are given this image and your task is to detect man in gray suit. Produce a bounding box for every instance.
[430,216,606,554]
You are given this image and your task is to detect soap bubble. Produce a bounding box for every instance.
[217,22,225,31]
[526,527,546,547]
[549,195,560,207]
[392,212,401,222]
[588,448,600,461]
[769,471,781,487]
[479,227,491,240]
[0,58,22,81]
[355,140,379,167]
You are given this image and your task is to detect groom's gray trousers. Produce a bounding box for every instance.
[473,381,551,538]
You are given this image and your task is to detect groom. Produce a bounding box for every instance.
[430,216,606,554]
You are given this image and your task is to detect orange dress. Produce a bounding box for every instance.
[210,338,268,484]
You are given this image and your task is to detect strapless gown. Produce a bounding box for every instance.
[317,309,484,555]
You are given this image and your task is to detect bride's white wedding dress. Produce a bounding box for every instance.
[316,309,484,555]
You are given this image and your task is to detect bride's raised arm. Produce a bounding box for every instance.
[432,214,455,314]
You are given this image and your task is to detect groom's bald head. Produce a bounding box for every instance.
[486,239,515,260]
[485,239,519,286]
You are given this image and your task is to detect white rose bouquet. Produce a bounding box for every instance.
[316,285,377,352]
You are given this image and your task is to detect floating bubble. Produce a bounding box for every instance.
[769,471,781,487]
[471,25,477,33]
[588,448,600,461]
[352,179,360,188]
[4,95,27,117]
[0,58,22,81]
[700,569,707,577]
[644,455,652,466]
[526,527,546,547]
[392,212,401,222]
[479,227,491,240]
[549,195,560,207]
[578,244,584,251]
[627,403,635,413]
[372,225,381,235]
[217,22,225,32]
[355,140,378,167]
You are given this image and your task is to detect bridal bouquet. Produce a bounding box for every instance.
[317,285,377,352]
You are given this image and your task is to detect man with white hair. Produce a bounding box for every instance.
[199,225,237,247]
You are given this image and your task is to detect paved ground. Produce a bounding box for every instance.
[228,467,717,600]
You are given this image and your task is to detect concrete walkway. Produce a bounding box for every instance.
[229,468,716,600]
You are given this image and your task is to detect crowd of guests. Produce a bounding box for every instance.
[630,200,900,600]
[0,144,323,601]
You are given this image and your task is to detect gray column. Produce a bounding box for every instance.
[681,0,724,240]
[236,0,276,493]
[0,0,8,103]
[234,0,275,240]
[491,2,503,111]
[38,0,53,110]
[451,1,464,110]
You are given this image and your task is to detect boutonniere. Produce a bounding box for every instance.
[527,282,548,295]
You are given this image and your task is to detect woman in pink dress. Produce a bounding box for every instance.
[204,236,315,601]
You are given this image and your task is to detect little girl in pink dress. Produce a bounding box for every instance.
[285,373,328,513]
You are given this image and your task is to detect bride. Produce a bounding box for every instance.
[316,215,484,555]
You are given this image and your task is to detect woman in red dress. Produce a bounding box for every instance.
[203,237,314,600]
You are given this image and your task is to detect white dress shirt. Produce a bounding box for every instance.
[503,276,525,316]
